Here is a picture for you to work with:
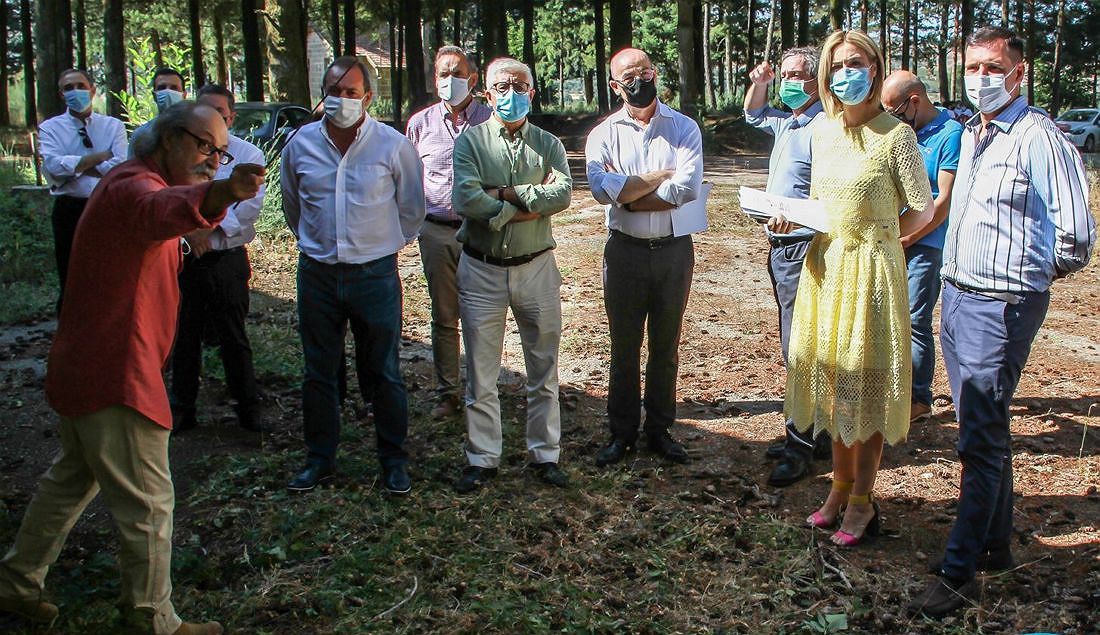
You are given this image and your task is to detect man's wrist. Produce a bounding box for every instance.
[497,186,505,201]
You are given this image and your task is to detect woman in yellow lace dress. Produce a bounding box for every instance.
[770,30,933,547]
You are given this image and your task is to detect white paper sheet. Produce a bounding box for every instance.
[738,186,830,233]
[672,182,712,237]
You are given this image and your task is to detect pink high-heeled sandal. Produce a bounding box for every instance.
[807,480,853,529]
[830,493,881,547]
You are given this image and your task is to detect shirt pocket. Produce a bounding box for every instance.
[346,163,394,208]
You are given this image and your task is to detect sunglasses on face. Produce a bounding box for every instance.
[178,128,234,165]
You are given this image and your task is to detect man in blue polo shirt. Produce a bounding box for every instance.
[744,46,830,487]
[882,71,963,425]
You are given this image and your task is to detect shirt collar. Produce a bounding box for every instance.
[792,100,823,126]
[967,95,1029,133]
[916,107,952,139]
[610,99,673,127]
[66,110,94,126]
[320,115,371,147]
[488,115,528,140]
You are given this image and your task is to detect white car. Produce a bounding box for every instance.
[1055,108,1099,153]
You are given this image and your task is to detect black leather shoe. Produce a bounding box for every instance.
[237,408,265,432]
[287,464,335,492]
[906,576,978,618]
[646,431,690,464]
[927,548,1015,575]
[812,435,832,460]
[767,451,811,487]
[455,466,497,494]
[530,462,569,488]
[382,465,412,495]
[595,437,633,467]
[171,408,197,434]
[765,440,787,459]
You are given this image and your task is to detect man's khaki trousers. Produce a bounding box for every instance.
[0,406,182,634]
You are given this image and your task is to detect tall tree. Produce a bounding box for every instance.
[902,0,911,69]
[343,0,355,55]
[746,0,757,81]
[703,2,716,109]
[937,0,949,100]
[1001,0,1009,25]
[1025,0,1034,104]
[330,0,340,50]
[1050,0,1065,113]
[452,0,461,45]
[242,0,265,101]
[878,0,887,63]
[522,0,542,112]
[403,0,429,112]
[609,0,631,52]
[860,0,868,31]
[0,0,8,126]
[19,0,34,125]
[103,0,123,117]
[780,0,794,50]
[214,13,229,86]
[594,0,609,113]
[189,0,206,87]
[830,0,846,31]
[677,0,699,118]
[34,0,73,118]
[797,0,808,45]
[267,0,309,103]
[960,0,972,91]
[74,0,87,69]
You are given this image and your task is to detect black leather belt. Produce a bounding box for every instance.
[610,229,684,250]
[462,244,551,267]
[425,215,463,229]
[946,279,1024,305]
[768,234,813,248]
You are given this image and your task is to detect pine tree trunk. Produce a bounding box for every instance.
[593,0,609,113]
[267,0,309,104]
[878,0,887,66]
[902,0,910,69]
[780,0,794,50]
[1026,0,1033,104]
[911,0,918,71]
[75,0,87,69]
[19,0,34,125]
[0,0,8,126]
[343,0,355,55]
[937,0,949,101]
[329,0,340,51]
[959,0,972,99]
[860,0,868,32]
[704,3,716,109]
[103,0,123,117]
[453,0,461,45]
[189,0,205,87]
[1049,0,1065,114]
[242,0,264,101]
[677,0,698,119]
[609,0,632,52]
[214,13,228,87]
[522,0,541,112]
[829,0,845,30]
[746,0,757,82]
[403,0,428,113]
[797,0,808,45]
[34,0,72,118]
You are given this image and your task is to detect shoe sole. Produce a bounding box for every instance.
[287,474,335,492]
[384,484,412,496]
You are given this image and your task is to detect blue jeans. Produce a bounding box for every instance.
[905,245,943,407]
[938,281,1048,581]
[297,254,408,470]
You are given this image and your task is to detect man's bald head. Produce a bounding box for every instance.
[882,70,927,104]
[610,48,652,79]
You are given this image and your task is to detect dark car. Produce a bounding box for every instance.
[231,102,313,157]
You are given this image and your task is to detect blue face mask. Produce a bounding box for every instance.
[830,67,872,105]
[64,89,92,114]
[493,90,531,123]
[154,89,185,112]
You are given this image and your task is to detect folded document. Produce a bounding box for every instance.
[738,186,829,233]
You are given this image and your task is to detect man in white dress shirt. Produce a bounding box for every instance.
[281,56,426,494]
[169,84,267,434]
[585,48,704,467]
[38,68,128,309]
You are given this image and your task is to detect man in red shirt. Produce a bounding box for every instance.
[0,102,262,635]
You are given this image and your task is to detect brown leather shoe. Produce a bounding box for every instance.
[173,621,224,635]
[0,595,59,626]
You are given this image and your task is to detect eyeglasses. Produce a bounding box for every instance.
[490,81,530,95]
[178,128,234,165]
[77,126,93,149]
[888,99,912,118]
[611,69,656,86]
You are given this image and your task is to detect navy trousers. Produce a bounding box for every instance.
[297,253,409,470]
[767,238,822,457]
[938,281,1049,581]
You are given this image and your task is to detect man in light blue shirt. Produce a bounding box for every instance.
[909,27,1095,619]
[743,46,829,487]
[882,71,963,424]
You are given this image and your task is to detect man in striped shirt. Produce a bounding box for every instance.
[909,26,1095,619]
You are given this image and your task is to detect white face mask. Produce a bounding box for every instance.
[436,75,471,107]
[323,95,365,128]
[963,66,1020,114]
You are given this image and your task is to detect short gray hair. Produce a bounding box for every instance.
[486,57,533,87]
[434,45,478,75]
[131,100,201,159]
[781,46,820,77]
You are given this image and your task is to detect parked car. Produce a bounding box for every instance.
[231,102,314,158]
[1054,108,1099,153]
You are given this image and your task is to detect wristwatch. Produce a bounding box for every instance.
[497,186,505,201]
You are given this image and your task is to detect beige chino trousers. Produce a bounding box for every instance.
[0,406,182,634]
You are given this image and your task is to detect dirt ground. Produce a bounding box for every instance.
[0,140,1098,633]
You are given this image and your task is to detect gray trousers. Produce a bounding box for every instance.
[458,250,562,467]
[418,221,463,398]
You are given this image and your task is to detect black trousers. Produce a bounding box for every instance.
[603,232,694,441]
[170,247,260,418]
[51,195,89,311]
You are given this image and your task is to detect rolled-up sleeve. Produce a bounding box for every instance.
[584,127,627,205]
[452,132,517,228]
[39,124,81,181]
[280,142,302,239]
[653,121,703,207]
[1029,129,1096,275]
[513,137,573,216]
[99,119,129,174]
[393,137,427,243]
[745,106,787,136]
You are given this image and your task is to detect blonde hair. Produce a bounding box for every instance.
[817,30,885,118]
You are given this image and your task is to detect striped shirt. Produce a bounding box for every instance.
[406,99,491,221]
[942,96,1095,293]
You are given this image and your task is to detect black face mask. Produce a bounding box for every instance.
[620,77,657,108]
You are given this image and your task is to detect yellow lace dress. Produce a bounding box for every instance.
[785,112,933,447]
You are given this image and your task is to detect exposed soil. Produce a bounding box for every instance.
[1,133,1097,633]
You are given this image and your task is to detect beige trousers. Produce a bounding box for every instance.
[0,406,182,634]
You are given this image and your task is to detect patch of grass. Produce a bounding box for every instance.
[0,191,56,324]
